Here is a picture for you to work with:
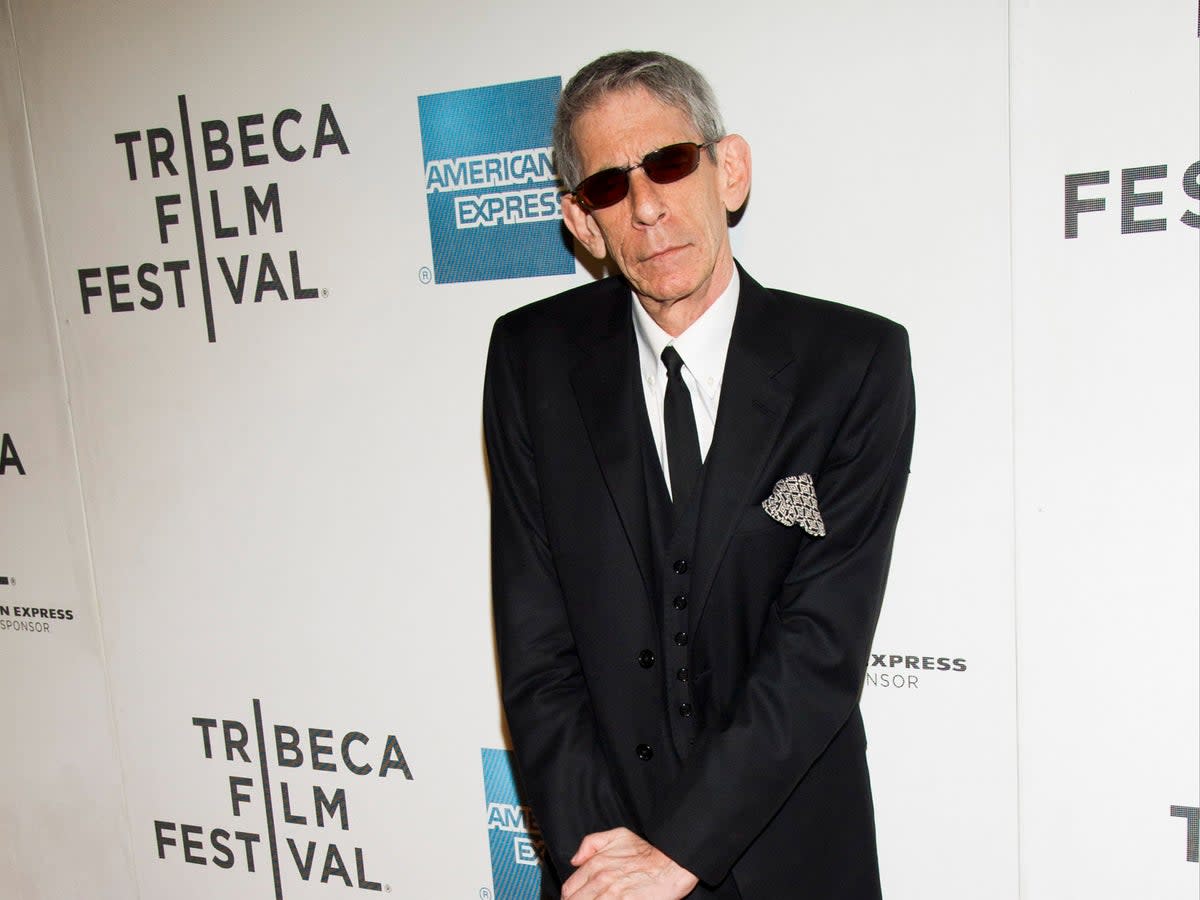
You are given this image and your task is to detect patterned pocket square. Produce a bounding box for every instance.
[761,474,826,537]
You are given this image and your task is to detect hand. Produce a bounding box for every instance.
[560,827,699,900]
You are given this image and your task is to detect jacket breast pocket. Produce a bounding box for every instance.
[733,501,784,535]
[729,501,810,573]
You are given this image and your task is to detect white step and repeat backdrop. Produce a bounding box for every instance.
[0,1,1194,899]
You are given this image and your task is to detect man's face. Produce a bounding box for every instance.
[561,86,749,312]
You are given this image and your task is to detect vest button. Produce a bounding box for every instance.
[676,667,689,682]
[674,631,688,646]
[635,743,654,761]
[672,594,688,610]
[678,703,693,717]
[637,649,655,668]
[672,559,689,574]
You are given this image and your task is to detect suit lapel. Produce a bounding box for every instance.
[689,266,799,629]
[569,282,656,601]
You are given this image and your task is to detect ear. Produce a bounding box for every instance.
[716,134,752,213]
[561,192,608,260]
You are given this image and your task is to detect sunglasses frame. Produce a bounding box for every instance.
[569,140,718,211]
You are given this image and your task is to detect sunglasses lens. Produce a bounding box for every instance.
[643,143,702,184]
[576,168,629,210]
[573,143,709,210]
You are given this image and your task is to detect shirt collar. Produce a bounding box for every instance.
[631,270,740,400]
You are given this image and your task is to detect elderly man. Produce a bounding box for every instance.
[484,50,914,900]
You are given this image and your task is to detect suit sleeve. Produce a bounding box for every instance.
[643,322,916,885]
[483,316,637,881]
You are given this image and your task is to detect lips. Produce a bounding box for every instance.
[640,244,687,263]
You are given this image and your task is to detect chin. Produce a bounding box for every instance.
[629,266,704,303]
[633,279,699,305]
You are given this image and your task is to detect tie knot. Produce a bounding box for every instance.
[661,345,686,378]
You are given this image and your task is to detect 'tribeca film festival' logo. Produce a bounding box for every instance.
[418,76,574,285]
[78,97,350,342]
[154,699,412,895]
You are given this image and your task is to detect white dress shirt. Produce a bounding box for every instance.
[631,273,740,499]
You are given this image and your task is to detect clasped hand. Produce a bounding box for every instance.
[560,827,699,900]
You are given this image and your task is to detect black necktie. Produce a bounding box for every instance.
[661,345,702,511]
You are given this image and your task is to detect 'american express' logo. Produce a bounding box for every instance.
[425,148,555,194]
[417,77,574,284]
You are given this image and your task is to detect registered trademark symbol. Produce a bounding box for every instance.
[321,288,329,298]
[418,266,433,284]
[384,885,391,893]
[479,889,491,900]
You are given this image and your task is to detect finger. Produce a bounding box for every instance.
[570,827,622,866]
[560,869,584,899]
[564,868,611,900]
[569,844,595,867]
[561,859,596,900]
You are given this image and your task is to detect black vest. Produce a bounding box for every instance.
[639,404,705,765]
[640,414,746,900]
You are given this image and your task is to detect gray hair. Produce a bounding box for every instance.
[552,50,726,192]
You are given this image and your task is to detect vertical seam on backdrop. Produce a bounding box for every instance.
[1006,1,1025,897]
[252,699,285,900]
[176,94,217,343]
[4,2,145,897]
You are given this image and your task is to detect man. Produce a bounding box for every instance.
[484,50,914,900]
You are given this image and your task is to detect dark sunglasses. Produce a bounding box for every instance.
[570,141,717,211]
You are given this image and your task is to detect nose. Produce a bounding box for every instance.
[626,168,666,226]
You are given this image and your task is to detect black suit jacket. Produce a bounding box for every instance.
[484,263,914,898]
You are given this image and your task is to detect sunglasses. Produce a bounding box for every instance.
[570,141,717,211]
